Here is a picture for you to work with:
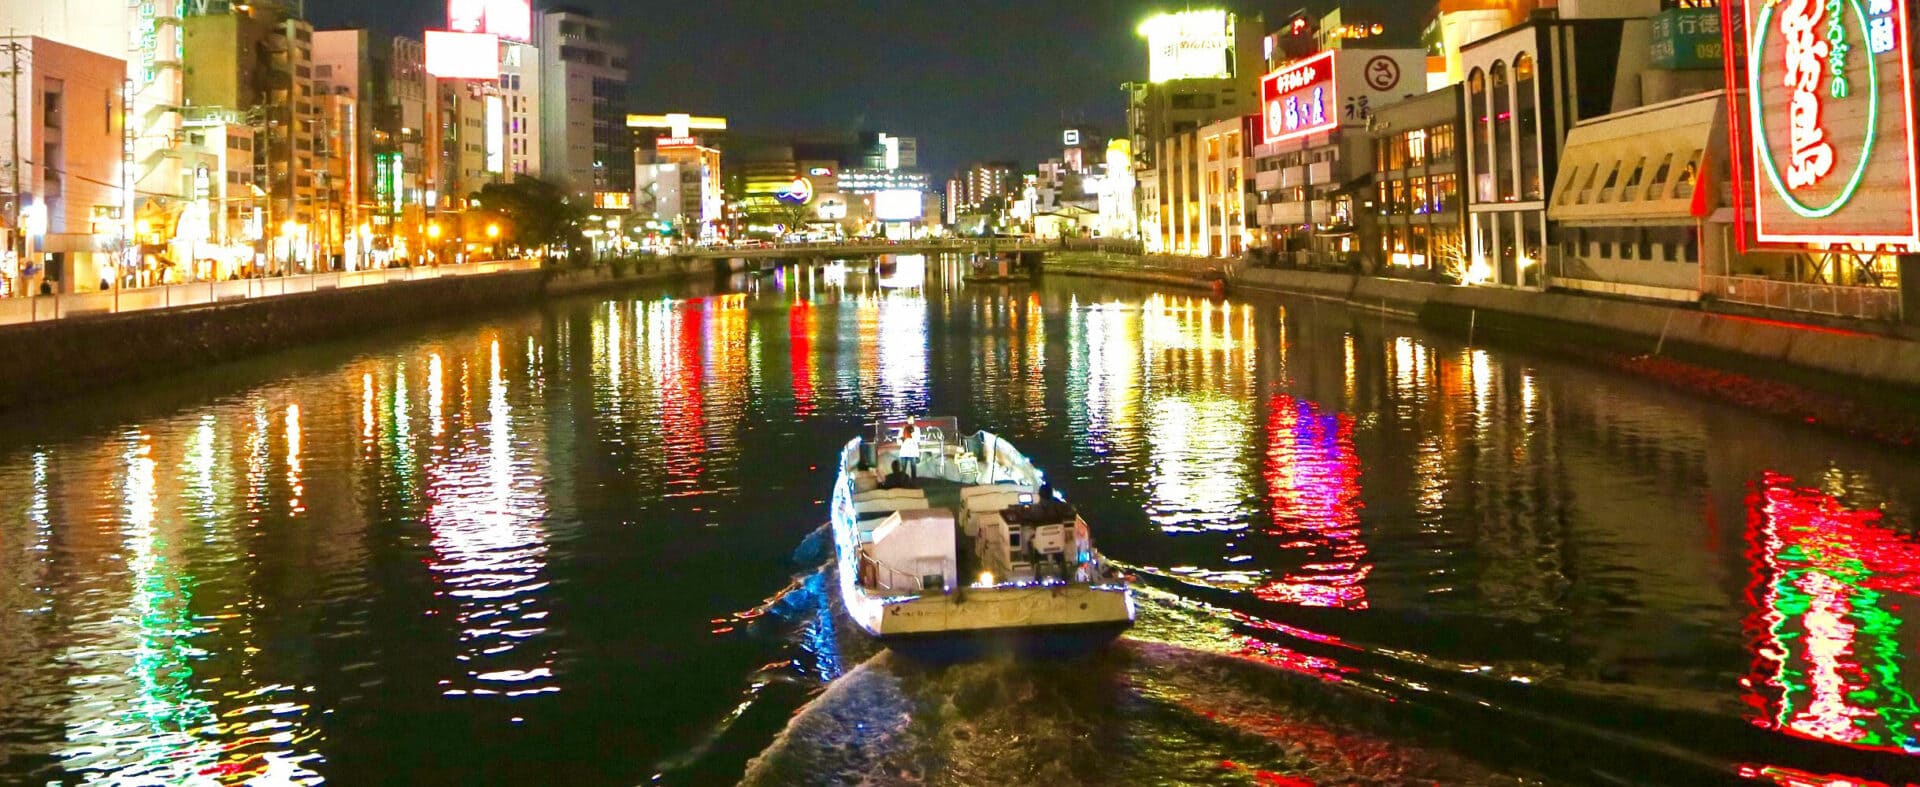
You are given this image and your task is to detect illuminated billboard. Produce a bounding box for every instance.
[775,178,815,206]
[1260,49,1423,145]
[874,190,924,221]
[1139,10,1235,83]
[449,0,531,43]
[484,95,505,173]
[1738,0,1920,249]
[1263,50,1337,144]
[424,31,500,80]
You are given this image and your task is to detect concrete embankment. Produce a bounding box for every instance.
[0,260,705,412]
[1047,252,1920,394]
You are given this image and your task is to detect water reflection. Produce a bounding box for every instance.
[6,264,1920,784]
[1745,472,1920,755]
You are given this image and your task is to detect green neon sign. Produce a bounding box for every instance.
[1749,0,1880,219]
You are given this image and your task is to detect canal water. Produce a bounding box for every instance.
[2,256,1918,786]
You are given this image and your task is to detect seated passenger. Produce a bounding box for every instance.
[880,460,917,490]
[1008,483,1074,524]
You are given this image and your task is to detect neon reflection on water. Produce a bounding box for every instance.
[1141,295,1257,535]
[426,339,557,700]
[1744,472,1920,754]
[789,299,817,416]
[1256,395,1368,610]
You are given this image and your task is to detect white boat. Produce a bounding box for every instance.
[829,417,1134,659]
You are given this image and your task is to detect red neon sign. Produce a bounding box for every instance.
[1738,0,1920,249]
[1262,50,1339,145]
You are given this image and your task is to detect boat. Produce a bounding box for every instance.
[964,252,1038,284]
[829,417,1134,659]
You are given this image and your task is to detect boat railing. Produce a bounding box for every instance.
[857,548,931,596]
[973,430,1044,487]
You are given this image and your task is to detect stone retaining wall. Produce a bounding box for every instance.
[1068,261,1920,392]
[0,261,707,413]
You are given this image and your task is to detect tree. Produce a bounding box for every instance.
[776,203,814,236]
[475,177,588,256]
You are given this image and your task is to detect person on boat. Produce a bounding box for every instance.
[897,424,921,478]
[1030,483,1075,523]
[881,459,916,490]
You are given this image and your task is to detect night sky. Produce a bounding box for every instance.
[309,1,1402,175]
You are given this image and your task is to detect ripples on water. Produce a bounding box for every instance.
[2,257,1919,784]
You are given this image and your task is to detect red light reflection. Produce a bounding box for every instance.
[789,301,817,416]
[662,299,708,491]
[1255,394,1369,610]
[1742,472,1920,756]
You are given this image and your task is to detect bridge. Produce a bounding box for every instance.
[671,238,1054,261]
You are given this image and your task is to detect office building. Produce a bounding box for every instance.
[536,7,629,204]
[1366,85,1466,278]
[182,1,322,270]
[1128,10,1265,251]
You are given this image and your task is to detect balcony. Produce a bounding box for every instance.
[1254,169,1282,192]
[1261,200,1329,226]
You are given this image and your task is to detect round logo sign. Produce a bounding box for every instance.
[1749,0,1878,219]
[774,177,815,206]
[1364,55,1401,91]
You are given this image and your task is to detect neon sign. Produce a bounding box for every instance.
[1262,50,1339,145]
[1740,0,1920,248]
[774,178,815,206]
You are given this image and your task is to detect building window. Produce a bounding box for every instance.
[1676,149,1702,192]
[1491,61,1513,202]
[1515,54,1541,200]
[1430,172,1457,212]
[1429,123,1455,163]
[1621,156,1647,202]
[1597,162,1622,203]
[42,87,61,130]
[1647,153,1675,200]
[1470,68,1492,202]
[1406,128,1427,167]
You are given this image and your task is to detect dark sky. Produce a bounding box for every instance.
[309,0,1388,176]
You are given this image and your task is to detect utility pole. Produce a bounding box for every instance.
[6,37,21,294]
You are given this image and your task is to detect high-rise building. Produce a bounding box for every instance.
[313,30,377,264]
[366,36,428,260]
[536,7,629,205]
[962,162,1016,212]
[1127,10,1265,249]
[498,41,541,179]
[183,1,322,270]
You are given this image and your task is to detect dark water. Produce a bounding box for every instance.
[3,256,1920,786]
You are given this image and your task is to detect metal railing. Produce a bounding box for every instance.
[0,258,540,326]
[1702,274,1904,322]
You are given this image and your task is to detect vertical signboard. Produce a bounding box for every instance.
[484,95,505,173]
[1738,0,1920,248]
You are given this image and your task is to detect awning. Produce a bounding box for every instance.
[1547,91,1725,225]
[34,233,121,254]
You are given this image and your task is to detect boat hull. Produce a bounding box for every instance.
[877,620,1130,661]
[842,583,1134,661]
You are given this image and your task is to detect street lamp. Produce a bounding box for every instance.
[281,220,303,274]
[426,222,443,265]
